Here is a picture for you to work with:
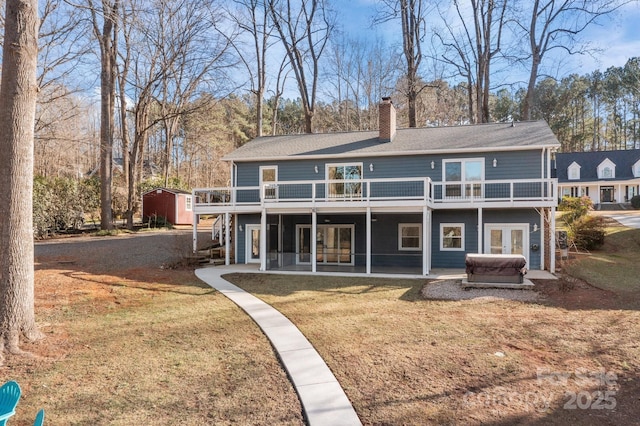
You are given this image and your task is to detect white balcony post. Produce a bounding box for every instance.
[477,208,483,254]
[311,209,317,273]
[260,210,267,271]
[540,210,545,271]
[422,207,429,275]
[192,213,198,253]
[366,207,371,274]
[550,206,556,273]
[225,212,230,266]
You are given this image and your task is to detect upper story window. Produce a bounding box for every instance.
[260,165,278,199]
[327,163,362,198]
[443,158,484,198]
[597,158,616,179]
[568,162,581,180]
[633,159,640,178]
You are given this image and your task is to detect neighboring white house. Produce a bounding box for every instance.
[556,150,640,205]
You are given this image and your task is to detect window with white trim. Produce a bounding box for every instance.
[398,223,422,251]
[260,165,278,199]
[597,158,616,179]
[443,158,483,198]
[568,162,581,180]
[326,163,363,198]
[185,196,192,211]
[634,160,640,177]
[440,223,464,251]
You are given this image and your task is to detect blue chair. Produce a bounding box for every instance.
[0,380,21,425]
[33,408,45,426]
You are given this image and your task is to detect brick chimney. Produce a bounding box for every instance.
[379,97,396,143]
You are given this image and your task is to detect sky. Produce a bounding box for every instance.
[331,0,640,85]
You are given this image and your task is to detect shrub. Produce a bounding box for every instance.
[631,195,640,209]
[569,215,606,251]
[33,176,101,238]
[559,196,593,225]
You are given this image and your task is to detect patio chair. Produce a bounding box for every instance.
[0,380,21,425]
[33,408,45,426]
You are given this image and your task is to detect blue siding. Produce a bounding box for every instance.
[235,149,546,187]
[371,214,423,268]
[484,209,542,269]
[237,208,543,270]
[236,214,261,264]
[431,210,479,268]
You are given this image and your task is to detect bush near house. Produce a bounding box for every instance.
[558,196,605,250]
[631,195,640,209]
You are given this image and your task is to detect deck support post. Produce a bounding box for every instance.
[311,209,317,273]
[423,207,430,275]
[260,210,267,271]
[550,206,556,273]
[225,212,231,266]
[192,212,198,254]
[366,207,371,274]
[477,208,483,254]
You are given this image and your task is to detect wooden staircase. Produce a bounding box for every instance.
[194,215,234,265]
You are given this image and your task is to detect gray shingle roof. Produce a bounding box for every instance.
[556,149,640,182]
[223,121,560,162]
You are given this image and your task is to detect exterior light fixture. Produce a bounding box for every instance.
[431,161,435,169]
[314,165,319,173]
[369,163,374,172]
[238,224,243,232]
[493,158,498,167]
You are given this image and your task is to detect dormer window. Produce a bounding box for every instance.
[568,161,581,180]
[597,158,616,179]
[634,159,640,178]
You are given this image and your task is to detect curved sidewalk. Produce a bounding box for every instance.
[195,266,362,426]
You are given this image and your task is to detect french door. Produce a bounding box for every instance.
[484,224,529,263]
[245,225,261,263]
[296,225,354,265]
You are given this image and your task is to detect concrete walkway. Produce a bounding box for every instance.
[606,212,640,229]
[195,266,362,426]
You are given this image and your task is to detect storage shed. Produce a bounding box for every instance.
[142,188,193,225]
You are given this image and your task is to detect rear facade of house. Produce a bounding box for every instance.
[193,99,560,275]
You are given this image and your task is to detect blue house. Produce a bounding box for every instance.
[193,98,560,275]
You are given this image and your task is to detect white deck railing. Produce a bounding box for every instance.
[193,177,556,211]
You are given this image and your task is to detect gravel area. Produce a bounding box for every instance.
[421,279,543,303]
[35,229,208,273]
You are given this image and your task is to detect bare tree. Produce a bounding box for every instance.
[0,0,43,363]
[376,0,434,127]
[227,0,274,137]
[268,0,333,133]
[88,0,120,230]
[520,0,630,120]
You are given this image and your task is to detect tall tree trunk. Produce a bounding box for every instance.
[0,0,43,362]
[91,0,120,230]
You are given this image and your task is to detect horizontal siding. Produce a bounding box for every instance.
[431,210,479,268]
[235,149,546,186]
[236,208,543,270]
[483,208,542,270]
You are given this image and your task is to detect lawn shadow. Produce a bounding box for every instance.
[222,272,427,301]
[35,230,213,293]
